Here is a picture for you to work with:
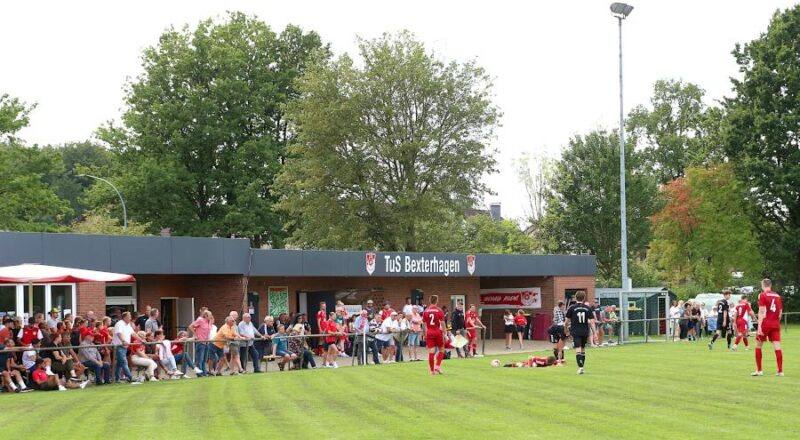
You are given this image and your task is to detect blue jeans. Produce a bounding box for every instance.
[83,360,111,384]
[194,343,208,376]
[239,345,261,372]
[174,352,196,374]
[301,350,316,369]
[209,345,224,371]
[114,345,132,382]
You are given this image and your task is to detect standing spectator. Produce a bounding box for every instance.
[603,306,618,343]
[216,316,244,375]
[154,330,183,378]
[129,331,158,381]
[189,310,211,377]
[208,316,227,376]
[381,302,395,321]
[364,300,376,316]
[465,305,486,358]
[451,303,466,358]
[316,301,327,355]
[238,313,263,373]
[112,311,142,383]
[403,297,414,316]
[335,306,349,358]
[256,316,275,364]
[395,312,409,362]
[514,309,528,351]
[503,309,515,350]
[46,308,60,330]
[408,309,423,361]
[145,309,161,334]
[550,302,567,360]
[322,312,340,368]
[378,312,400,363]
[79,333,111,385]
[669,301,681,340]
[592,299,604,347]
[134,305,151,331]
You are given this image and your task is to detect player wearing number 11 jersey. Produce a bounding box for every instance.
[422,295,447,376]
[753,279,784,377]
[565,291,594,375]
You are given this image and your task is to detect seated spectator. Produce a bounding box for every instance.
[0,317,14,342]
[22,339,41,373]
[18,317,44,346]
[154,330,183,379]
[130,331,158,382]
[30,359,85,391]
[79,333,111,385]
[273,325,297,371]
[59,331,87,379]
[1,338,31,393]
[288,324,315,369]
[43,333,77,380]
[94,318,113,364]
[5,338,28,377]
[256,316,275,362]
[172,331,203,376]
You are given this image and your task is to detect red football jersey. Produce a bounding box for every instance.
[758,291,783,328]
[735,302,751,321]
[316,310,326,327]
[466,311,477,327]
[423,306,445,335]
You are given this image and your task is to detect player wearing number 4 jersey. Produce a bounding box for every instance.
[565,290,595,375]
[752,279,784,377]
[422,295,447,376]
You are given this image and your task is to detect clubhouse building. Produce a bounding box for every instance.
[0,232,596,340]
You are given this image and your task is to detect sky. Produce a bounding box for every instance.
[2,0,797,223]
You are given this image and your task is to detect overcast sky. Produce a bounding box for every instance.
[2,0,797,222]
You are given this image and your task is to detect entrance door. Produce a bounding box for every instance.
[301,291,336,333]
[160,298,176,339]
[177,297,195,335]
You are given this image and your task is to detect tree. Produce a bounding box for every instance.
[647,165,763,289]
[627,79,722,183]
[97,13,328,247]
[537,130,660,282]
[515,153,554,224]
[456,215,534,254]
[277,31,499,251]
[0,94,35,142]
[70,209,151,236]
[724,6,800,288]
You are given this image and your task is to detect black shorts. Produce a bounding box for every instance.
[717,320,728,336]
[515,325,526,334]
[504,324,515,334]
[323,341,337,350]
[572,332,589,349]
[548,325,565,343]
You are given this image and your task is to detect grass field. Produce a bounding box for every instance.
[0,331,796,439]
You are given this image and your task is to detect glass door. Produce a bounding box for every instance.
[0,285,16,319]
[23,285,46,317]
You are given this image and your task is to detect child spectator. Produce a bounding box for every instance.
[154,330,183,379]
[172,330,203,376]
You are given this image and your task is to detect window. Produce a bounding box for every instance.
[0,285,16,318]
[105,283,137,319]
[23,285,46,316]
[50,285,74,317]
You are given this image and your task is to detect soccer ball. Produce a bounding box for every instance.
[491,359,501,368]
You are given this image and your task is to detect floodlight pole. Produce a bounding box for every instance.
[79,174,128,229]
[615,9,630,293]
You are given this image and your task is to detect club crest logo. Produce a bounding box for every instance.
[520,290,537,306]
[466,254,476,275]
[366,252,376,275]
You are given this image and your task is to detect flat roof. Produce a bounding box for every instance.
[0,232,596,278]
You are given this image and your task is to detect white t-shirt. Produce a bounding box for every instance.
[504,314,514,326]
[669,306,681,319]
[157,339,174,361]
[209,325,218,340]
[22,347,37,369]
[402,304,414,316]
[112,320,135,345]
[376,318,398,342]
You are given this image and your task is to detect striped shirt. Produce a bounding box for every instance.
[553,307,566,326]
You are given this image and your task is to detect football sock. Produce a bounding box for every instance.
[710,334,718,343]
[428,353,435,372]
[553,349,559,359]
[436,351,444,367]
[726,333,732,347]
[776,350,783,373]
[735,336,742,346]
[743,337,749,347]
[576,352,585,368]
[755,347,763,371]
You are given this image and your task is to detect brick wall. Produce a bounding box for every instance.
[136,274,245,320]
[77,282,106,316]
[479,277,554,339]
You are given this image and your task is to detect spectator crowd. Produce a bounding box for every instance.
[0,296,492,394]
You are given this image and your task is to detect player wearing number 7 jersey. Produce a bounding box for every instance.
[422,295,447,376]
[752,278,784,377]
[564,291,595,375]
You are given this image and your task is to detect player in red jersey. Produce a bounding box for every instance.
[732,295,756,351]
[752,279,784,377]
[315,302,327,356]
[422,295,447,375]
[501,355,566,368]
[465,304,486,357]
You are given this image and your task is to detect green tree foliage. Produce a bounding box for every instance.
[627,79,722,184]
[456,215,534,254]
[724,6,800,287]
[70,209,151,236]
[0,94,35,142]
[97,13,327,247]
[537,130,660,282]
[647,164,763,289]
[277,31,499,251]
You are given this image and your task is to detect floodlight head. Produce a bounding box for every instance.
[610,3,634,18]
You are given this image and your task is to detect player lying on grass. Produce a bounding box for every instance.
[501,355,566,368]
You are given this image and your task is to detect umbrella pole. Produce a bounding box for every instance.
[28,282,33,318]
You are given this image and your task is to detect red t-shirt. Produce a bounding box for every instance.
[325,319,338,343]
[96,328,112,345]
[171,341,184,356]
[758,290,783,329]
[735,302,751,322]
[0,327,11,341]
[422,306,445,335]
[381,308,395,321]
[79,327,94,340]
[466,311,477,328]
[316,311,327,329]
[128,341,144,356]
[32,369,48,384]
[20,326,40,345]
[514,315,527,327]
